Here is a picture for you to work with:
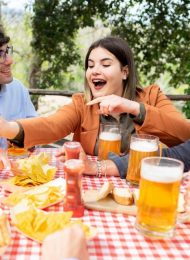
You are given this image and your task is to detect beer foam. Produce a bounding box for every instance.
[99,132,121,141]
[141,164,182,183]
[131,140,158,152]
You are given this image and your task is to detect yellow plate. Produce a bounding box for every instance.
[1,178,66,209]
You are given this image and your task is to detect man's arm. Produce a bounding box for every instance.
[162,140,190,172]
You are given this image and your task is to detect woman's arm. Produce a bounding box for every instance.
[136,85,190,146]
[56,148,120,177]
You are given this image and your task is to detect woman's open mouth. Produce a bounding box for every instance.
[92,79,106,90]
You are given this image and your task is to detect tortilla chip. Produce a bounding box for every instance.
[9,152,56,187]
[4,186,63,208]
[11,200,94,242]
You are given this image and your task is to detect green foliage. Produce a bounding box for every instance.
[111,1,190,87]
[31,0,190,116]
[31,0,115,89]
[183,85,190,119]
[4,12,33,87]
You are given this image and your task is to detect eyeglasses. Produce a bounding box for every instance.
[0,46,13,64]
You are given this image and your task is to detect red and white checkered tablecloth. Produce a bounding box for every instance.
[1,148,190,260]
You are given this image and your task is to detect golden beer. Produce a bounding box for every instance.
[98,132,121,160]
[8,147,28,158]
[135,157,183,239]
[126,139,159,184]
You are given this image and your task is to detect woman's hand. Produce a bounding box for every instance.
[0,117,20,139]
[79,146,97,175]
[87,94,140,116]
[55,147,66,163]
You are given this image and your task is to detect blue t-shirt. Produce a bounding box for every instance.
[0,78,37,120]
[0,78,37,148]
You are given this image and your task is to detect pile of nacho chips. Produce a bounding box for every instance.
[10,152,57,186]
[4,186,63,209]
[11,200,93,242]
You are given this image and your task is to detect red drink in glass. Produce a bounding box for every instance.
[64,159,84,217]
[64,141,81,160]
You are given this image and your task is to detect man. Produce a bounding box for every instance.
[0,27,36,148]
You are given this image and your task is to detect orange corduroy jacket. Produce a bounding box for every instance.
[18,84,190,155]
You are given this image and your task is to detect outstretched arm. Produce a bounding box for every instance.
[0,117,20,140]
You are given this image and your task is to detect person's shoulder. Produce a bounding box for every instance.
[137,84,161,101]
[72,92,84,98]
[7,78,27,91]
[143,84,161,94]
[72,92,85,103]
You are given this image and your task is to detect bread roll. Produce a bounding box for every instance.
[132,188,139,205]
[96,181,114,201]
[112,187,134,206]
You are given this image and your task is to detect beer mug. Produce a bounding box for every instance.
[98,123,121,160]
[126,134,159,185]
[135,157,184,239]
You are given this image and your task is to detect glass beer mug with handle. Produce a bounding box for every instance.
[98,123,121,160]
[126,134,159,185]
[135,157,184,239]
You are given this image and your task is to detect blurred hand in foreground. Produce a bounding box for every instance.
[41,224,89,260]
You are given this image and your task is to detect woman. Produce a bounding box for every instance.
[1,36,190,162]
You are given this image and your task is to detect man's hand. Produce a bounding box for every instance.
[41,224,89,260]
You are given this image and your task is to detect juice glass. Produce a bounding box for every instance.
[64,141,81,160]
[64,159,84,217]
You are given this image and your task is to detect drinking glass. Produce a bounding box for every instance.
[7,146,29,159]
[64,141,81,160]
[98,123,121,160]
[135,157,184,239]
[126,134,159,185]
[64,159,84,217]
[0,138,10,170]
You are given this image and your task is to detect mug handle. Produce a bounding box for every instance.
[158,143,162,157]
[177,171,190,224]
